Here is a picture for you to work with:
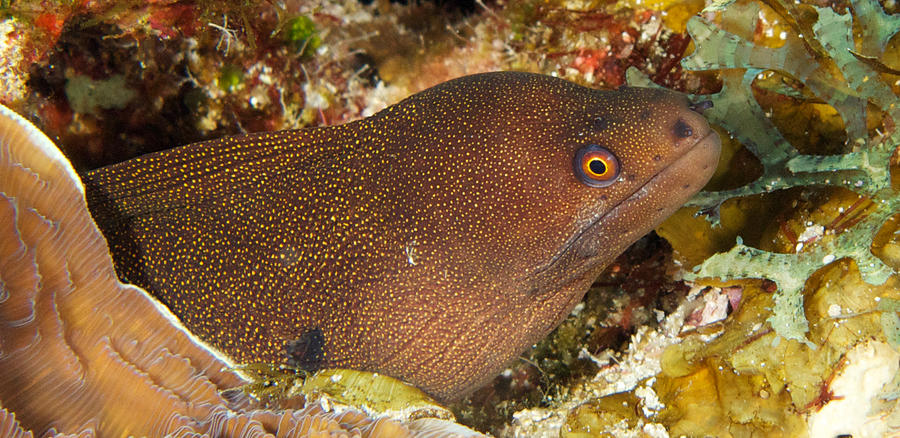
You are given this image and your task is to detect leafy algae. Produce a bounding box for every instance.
[629,0,900,343]
[557,0,900,435]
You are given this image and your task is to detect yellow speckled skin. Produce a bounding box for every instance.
[84,72,720,402]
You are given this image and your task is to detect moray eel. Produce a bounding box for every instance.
[83,71,721,402]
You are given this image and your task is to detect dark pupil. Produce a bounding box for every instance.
[589,159,607,175]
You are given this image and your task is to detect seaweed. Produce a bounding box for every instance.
[631,0,900,343]
[881,298,900,349]
[281,15,321,57]
[231,363,454,421]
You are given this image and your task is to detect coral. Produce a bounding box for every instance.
[0,19,26,102]
[0,0,709,174]
[497,0,703,88]
[3,0,474,171]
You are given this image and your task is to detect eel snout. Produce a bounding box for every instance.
[677,98,722,186]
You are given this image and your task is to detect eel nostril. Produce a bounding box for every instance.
[689,100,714,113]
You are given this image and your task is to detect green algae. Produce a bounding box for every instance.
[668,261,900,421]
[560,261,900,436]
[571,1,900,434]
[282,15,321,57]
[632,0,900,344]
[881,298,900,349]
[217,64,243,92]
[233,364,453,421]
[300,369,454,420]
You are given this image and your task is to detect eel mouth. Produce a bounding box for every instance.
[527,130,722,285]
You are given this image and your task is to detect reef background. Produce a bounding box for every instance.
[1,0,899,436]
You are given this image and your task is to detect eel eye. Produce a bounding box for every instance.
[574,144,620,187]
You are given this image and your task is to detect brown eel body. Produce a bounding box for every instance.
[83,71,721,402]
